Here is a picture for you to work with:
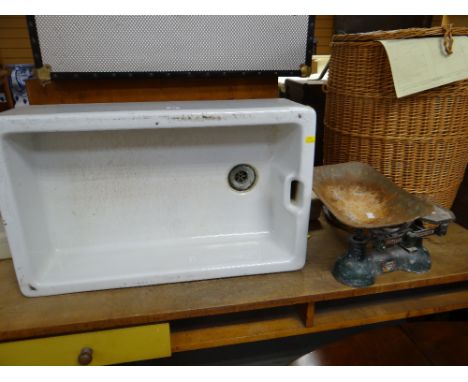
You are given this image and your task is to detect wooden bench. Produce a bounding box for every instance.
[1,216,468,364]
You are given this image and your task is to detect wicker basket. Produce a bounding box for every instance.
[324,26,468,208]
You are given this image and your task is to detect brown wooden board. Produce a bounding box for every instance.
[0,217,468,343]
[170,283,468,352]
[26,77,279,105]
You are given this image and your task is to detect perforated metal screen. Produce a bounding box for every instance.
[29,16,313,78]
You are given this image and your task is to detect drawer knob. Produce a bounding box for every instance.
[78,347,93,365]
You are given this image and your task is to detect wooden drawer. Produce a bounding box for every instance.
[0,323,171,365]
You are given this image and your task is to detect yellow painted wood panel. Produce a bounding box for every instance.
[315,30,334,37]
[315,15,334,54]
[0,38,32,49]
[0,28,30,39]
[316,16,333,22]
[0,16,32,65]
[1,48,33,58]
[0,17,28,29]
[1,58,34,65]
[0,323,171,366]
[442,15,468,26]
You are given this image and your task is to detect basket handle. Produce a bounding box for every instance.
[443,24,454,55]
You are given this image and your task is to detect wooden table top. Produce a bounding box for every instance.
[1,218,468,342]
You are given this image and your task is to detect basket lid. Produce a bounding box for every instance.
[332,26,468,42]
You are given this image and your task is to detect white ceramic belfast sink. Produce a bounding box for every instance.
[0,99,316,296]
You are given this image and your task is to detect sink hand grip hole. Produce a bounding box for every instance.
[289,179,304,208]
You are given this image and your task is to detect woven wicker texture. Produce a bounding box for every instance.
[324,26,468,208]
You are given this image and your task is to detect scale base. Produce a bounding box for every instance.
[333,235,432,288]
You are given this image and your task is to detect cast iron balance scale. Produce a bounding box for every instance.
[313,162,455,287]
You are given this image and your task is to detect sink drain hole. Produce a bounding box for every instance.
[228,164,257,191]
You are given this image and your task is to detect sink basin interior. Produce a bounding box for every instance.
[3,122,307,292]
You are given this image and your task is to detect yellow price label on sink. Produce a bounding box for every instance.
[305,136,315,144]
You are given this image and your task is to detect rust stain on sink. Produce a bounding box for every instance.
[168,114,222,121]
